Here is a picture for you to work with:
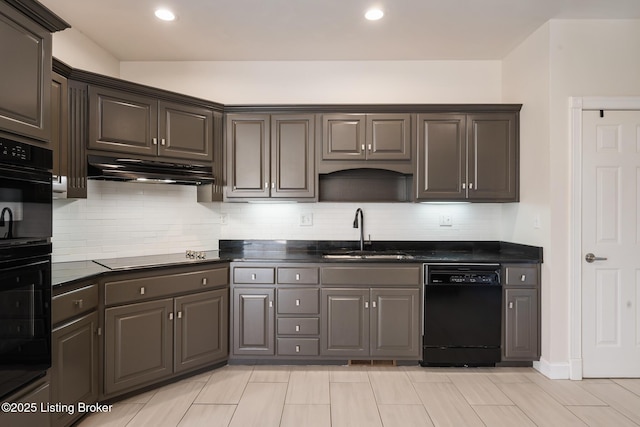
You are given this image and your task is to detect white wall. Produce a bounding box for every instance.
[501,23,555,371]
[119,60,502,104]
[52,28,120,77]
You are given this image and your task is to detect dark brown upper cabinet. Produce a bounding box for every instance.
[0,1,68,143]
[89,86,213,162]
[225,113,316,201]
[416,112,518,202]
[320,113,412,173]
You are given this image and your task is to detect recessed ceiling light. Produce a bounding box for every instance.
[365,8,384,21]
[154,8,176,21]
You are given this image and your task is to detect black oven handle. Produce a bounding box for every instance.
[0,164,51,184]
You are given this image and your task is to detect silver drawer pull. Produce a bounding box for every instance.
[140,287,145,295]
[295,345,300,353]
[295,325,300,332]
[521,274,526,282]
[295,274,300,281]
[509,302,514,309]
[295,299,300,306]
[202,277,208,285]
[73,299,84,309]
[251,273,257,280]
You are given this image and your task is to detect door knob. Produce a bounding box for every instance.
[585,253,607,263]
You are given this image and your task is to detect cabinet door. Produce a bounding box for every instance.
[51,312,98,427]
[370,288,420,358]
[320,288,369,357]
[503,288,539,360]
[226,114,270,198]
[88,86,158,156]
[322,114,366,160]
[232,287,275,355]
[0,380,50,427]
[51,72,68,178]
[366,114,411,160]
[158,101,213,162]
[104,298,173,396]
[175,289,228,373]
[467,113,518,201]
[0,3,51,142]
[416,114,466,200]
[271,114,315,198]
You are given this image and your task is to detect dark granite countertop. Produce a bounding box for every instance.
[52,240,542,288]
[218,240,543,264]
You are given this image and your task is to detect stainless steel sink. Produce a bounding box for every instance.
[322,250,414,260]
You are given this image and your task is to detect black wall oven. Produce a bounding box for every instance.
[0,137,52,400]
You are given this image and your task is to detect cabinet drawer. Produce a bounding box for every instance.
[277,318,319,335]
[277,267,319,284]
[277,338,319,356]
[504,266,538,286]
[277,288,319,314]
[105,267,229,306]
[234,267,275,284]
[52,284,98,325]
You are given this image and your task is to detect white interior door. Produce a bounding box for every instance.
[581,110,640,377]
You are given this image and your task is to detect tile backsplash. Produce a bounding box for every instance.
[53,181,504,262]
[52,181,220,262]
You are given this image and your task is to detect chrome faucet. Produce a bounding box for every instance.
[353,208,364,251]
[0,207,13,239]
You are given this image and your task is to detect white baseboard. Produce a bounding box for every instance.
[533,358,571,379]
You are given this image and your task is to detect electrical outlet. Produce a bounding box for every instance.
[439,214,453,227]
[300,213,313,226]
[220,213,228,225]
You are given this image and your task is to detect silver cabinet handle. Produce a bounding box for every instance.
[295,345,300,353]
[367,144,372,151]
[161,138,166,146]
[251,273,257,280]
[469,183,474,190]
[521,274,526,282]
[271,182,275,189]
[361,144,365,151]
[202,277,208,286]
[295,274,300,281]
[269,300,273,308]
[509,302,514,309]
[585,253,608,263]
[152,138,158,145]
[73,299,84,309]
[372,301,377,308]
[265,182,269,189]
[177,311,182,319]
[140,287,145,295]
[365,301,369,309]
[295,325,300,332]
[462,183,466,190]
[169,312,174,320]
[295,299,300,306]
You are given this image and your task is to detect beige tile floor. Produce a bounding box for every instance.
[78,365,640,427]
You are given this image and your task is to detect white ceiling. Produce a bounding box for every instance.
[40,0,640,61]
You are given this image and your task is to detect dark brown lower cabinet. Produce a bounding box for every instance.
[0,376,51,427]
[51,312,99,427]
[232,287,275,356]
[105,288,228,397]
[321,288,420,359]
[503,289,539,360]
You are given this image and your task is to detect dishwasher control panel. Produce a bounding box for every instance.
[426,264,500,285]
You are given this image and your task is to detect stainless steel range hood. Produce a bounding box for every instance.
[87,155,214,185]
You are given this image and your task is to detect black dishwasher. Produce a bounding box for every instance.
[421,264,502,367]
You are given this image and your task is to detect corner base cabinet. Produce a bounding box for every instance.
[102,265,229,398]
